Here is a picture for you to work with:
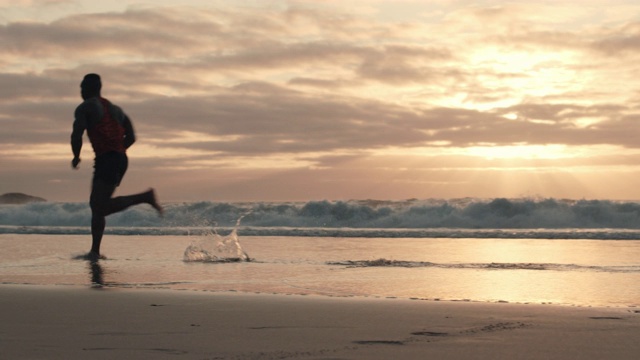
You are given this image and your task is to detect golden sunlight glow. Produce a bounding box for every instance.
[159,155,317,171]
[375,144,573,161]
[127,144,218,159]
[157,131,244,144]
[0,143,68,160]
[464,144,570,160]
[456,48,583,110]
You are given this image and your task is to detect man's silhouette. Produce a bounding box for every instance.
[71,73,163,259]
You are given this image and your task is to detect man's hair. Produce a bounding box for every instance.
[81,73,102,93]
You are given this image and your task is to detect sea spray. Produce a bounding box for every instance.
[183,215,250,262]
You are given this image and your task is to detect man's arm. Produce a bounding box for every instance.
[71,108,85,169]
[123,115,136,149]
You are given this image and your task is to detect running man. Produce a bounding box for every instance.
[71,73,163,259]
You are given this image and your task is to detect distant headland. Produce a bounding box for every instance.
[0,193,47,204]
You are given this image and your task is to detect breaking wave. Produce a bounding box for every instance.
[4,198,640,238]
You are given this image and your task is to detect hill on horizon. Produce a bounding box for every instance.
[0,193,46,204]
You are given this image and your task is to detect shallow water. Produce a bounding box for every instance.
[0,234,639,308]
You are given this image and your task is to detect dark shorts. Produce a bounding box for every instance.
[93,151,128,187]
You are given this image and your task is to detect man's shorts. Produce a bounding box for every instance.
[93,151,128,187]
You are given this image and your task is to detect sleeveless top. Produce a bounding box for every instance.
[87,97,126,156]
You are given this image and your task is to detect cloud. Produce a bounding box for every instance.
[590,21,640,55]
[0,72,75,100]
[1,8,221,60]
[3,2,640,201]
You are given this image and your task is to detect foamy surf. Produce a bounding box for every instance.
[328,259,640,273]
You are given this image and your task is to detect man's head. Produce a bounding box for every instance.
[81,73,102,100]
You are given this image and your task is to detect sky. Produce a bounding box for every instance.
[3,0,640,202]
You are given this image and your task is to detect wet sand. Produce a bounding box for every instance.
[2,285,639,359]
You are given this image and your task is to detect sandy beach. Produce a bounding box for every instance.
[2,285,639,360]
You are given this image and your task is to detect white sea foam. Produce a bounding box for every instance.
[328,259,640,273]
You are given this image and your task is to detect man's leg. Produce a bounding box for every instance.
[89,179,163,255]
[89,179,116,256]
[105,189,163,216]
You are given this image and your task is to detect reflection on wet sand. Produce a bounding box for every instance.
[88,260,105,288]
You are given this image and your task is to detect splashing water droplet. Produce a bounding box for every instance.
[183,214,251,262]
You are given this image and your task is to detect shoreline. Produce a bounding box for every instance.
[2,233,639,308]
[2,284,639,359]
[4,281,639,309]
[5,225,640,240]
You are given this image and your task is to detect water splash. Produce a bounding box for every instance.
[183,215,250,263]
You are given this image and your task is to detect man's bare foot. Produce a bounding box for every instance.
[147,188,164,216]
[86,251,106,261]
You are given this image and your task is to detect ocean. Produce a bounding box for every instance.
[1,198,639,308]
